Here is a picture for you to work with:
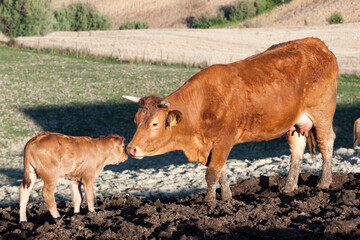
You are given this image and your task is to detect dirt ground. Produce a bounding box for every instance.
[1,172,360,239]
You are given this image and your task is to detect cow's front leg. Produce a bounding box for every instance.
[284,131,306,192]
[219,165,232,200]
[205,145,232,202]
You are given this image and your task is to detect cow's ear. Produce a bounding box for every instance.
[166,110,183,127]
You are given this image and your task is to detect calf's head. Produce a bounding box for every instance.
[123,95,182,159]
[104,134,128,164]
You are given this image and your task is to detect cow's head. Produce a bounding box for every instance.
[123,95,182,159]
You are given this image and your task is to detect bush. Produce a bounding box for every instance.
[190,12,227,29]
[53,3,112,31]
[0,0,54,37]
[119,21,149,30]
[190,0,292,29]
[327,12,343,24]
[229,0,257,21]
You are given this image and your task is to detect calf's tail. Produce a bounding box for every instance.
[307,128,316,160]
[22,143,33,189]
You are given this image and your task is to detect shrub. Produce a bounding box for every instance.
[53,3,112,31]
[229,0,257,21]
[119,21,149,30]
[190,0,292,29]
[327,12,343,24]
[190,12,227,29]
[0,0,54,37]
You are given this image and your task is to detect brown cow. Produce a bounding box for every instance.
[123,37,338,202]
[354,118,360,148]
[19,132,128,223]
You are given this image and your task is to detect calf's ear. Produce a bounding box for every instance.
[166,110,183,127]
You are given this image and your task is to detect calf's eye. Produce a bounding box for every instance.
[152,123,158,127]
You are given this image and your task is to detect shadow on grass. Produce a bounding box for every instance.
[0,168,24,187]
[20,102,359,171]
[20,102,189,172]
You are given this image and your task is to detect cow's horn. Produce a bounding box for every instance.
[122,95,141,103]
[160,101,170,108]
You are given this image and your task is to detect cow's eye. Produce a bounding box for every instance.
[152,122,158,128]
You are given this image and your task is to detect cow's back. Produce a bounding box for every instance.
[166,37,338,143]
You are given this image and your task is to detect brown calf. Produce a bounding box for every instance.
[354,118,360,148]
[19,132,128,223]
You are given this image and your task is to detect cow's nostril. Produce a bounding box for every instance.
[127,146,137,156]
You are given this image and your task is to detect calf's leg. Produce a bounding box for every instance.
[19,172,37,223]
[284,131,306,192]
[82,178,95,212]
[70,180,82,215]
[42,179,60,220]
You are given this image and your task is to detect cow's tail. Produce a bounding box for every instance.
[354,120,360,148]
[307,128,316,160]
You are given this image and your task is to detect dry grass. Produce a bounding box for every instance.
[15,22,360,75]
[52,0,239,28]
[51,0,360,29]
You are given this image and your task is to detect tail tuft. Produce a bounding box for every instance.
[307,129,316,160]
[22,174,31,189]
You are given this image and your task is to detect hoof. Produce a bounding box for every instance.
[221,192,232,201]
[87,211,96,215]
[317,182,330,190]
[19,221,27,224]
[204,195,216,202]
[73,212,80,216]
[53,217,61,223]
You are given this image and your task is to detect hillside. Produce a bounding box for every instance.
[52,0,238,28]
[52,0,360,29]
[239,0,360,28]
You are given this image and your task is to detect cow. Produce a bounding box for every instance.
[19,132,128,223]
[123,37,338,202]
[354,118,360,148]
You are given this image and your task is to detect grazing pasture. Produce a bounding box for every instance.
[0,39,360,238]
[0,45,359,207]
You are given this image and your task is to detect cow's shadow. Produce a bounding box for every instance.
[20,102,359,172]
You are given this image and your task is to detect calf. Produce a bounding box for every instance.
[19,132,128,223]
[354,118,360,148]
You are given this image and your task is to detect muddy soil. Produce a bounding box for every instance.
[1,172,360,239]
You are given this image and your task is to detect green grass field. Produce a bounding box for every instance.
[0,45,359,188]
[0,46,200,187]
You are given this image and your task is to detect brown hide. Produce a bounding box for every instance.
[354,118,360,148]
[19,132,127,222]
[126,37,338,201]
[23,132,127,185]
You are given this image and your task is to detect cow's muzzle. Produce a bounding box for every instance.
[126,146,144,159]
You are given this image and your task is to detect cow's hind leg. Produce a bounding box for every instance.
[70,180,82,215]
[42,179,60,220]
[19,171,37,223]
[205,145,232,202]
[284,131,306,193]
[315,125,335,189]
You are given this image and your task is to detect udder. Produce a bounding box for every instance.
[289,114,313,137]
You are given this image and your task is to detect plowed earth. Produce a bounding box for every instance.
[1,172,360,239]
